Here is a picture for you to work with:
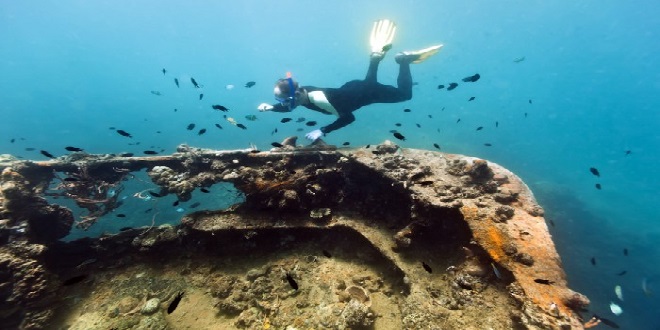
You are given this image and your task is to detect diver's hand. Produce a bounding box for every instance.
[305,129,324,141]
[257,103,274,112]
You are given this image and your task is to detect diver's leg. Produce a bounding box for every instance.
[364,55,382,83]
[396,62,413,101]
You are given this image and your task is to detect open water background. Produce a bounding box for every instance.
[1,1,659,328]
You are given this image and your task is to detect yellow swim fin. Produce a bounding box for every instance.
[395,44,444,64]
[370,19,397,54]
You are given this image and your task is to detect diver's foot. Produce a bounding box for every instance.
[370,51,386,61]
[395,45,443,64]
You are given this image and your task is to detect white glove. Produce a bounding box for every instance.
[305,129,323,141]
[257,103,274,112]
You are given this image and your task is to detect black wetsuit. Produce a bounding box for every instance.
[271,57,413,134]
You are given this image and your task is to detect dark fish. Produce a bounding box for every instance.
[116,214,126,218]
[616,270,627,276]
[245,81,256,88]
[484,143,492,147]
[437,84,445,89]
[174,78,179,88]
[476,126,483,131]
[280,117,292,123]
[296,117,306,123]
[428,114,433,118]
[199,93,204,100]
[433,143,440,150]
[143,150,158,155]
[322,250,332,258]
[365,144,370,148]
[120,152,134,157]
[623,248,628,256]
[462,73,480,82]
[524,112,528,117]
[150,90,162,96]
[549,219,555,227]
[187,123,195,130]
[589,167,600,177]
[211,104,229,112]
[593,314,620,329]
[236,123,247,129]
[25,147,36,151]
[214,124,223,129]
[190,77,200,88]
[415,123,421,128]
[167,292,184,314]
[395,123,402,127]
[533,278,554,285]
[590,257,596,266]
[119,227,132,232]
[342,142,350,146]
[116,129,132,138]
[393,132,406,141]
[447,82,458,91]
[417,180,434,186]
[595,183,602,190]
[403,108,411,112]
[174,108,178,112]
[162,68,166,75]
[200,188,210,193]
[63,177,79,182]
[198,128,207,135]
[285,273,298,290]
[529,99,532,104]
[495,121,499,128]
[173,200,180,207]
[421,262,433,274]
[624,150,631,156]
[190,202,201,208]
[305,121,317,126]
[40,150,55,158]
[149,191,162,197]
[65,146,84,152]
[144,208,153,213]
[456,118,461,123]
[468,96,475,101]
[62,274,88,286]
[10,138,15,143]
[271,129,278,134]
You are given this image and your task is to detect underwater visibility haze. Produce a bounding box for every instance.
[1,1,659,329]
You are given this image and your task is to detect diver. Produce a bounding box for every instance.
[257,19,442,141]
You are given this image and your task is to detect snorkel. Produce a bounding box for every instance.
[275,72,297,110]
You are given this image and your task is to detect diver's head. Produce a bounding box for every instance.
[274,75,300,109]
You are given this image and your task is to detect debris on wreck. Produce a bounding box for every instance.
[0,141,588,329]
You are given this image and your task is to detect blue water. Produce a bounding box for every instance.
[2,1,659,328]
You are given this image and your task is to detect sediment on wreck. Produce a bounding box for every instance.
[0,142,588,329]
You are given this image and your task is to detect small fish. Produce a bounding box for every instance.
[187,123,196,130]
[421,262,433,274]
[236,123,247,130]
[462,73,480,83]
[468,96,475,101]
[642,277,652,296]
[416,123,421,128]
[198,128,207,135]
[62,274,88,286]
[116,214,126,218]
[167,292,184,314]
[609,302,623,316]
[549,219,555,227]
[174,108,178,112]
[174,78,179,88]
[476,126,483,131]
[433,143,440,150]
[437,84,445,89]
[176,207,185,213]
[63,177,79,182]
[305,121,317,126]
[271,142,284,148]
[65,146,84,152]
[245,81,256,88]
[491,263,502,279]
[590,257,596,266]
[365,145,370,148]
[528,99,532,104]
[143,150,158,155]
[534,278,554,285]
[395,123,402,127]
[616,270,627,276]
[513,56,525,63]
[120,152,134,157]
[342,142,350,146]
[190,77,200,88]
[285,273,298,290]
[116,129,132,138]
[524,112,528,117]
[623,248,628,256]
[245,115,257,121]
[428,114,433,118]
[271,128,278,135]
[624,150,631,156]
[321,250,332,258]
[144,208,153,213]
[226,117,237,125]
[10,138,15,143]
[40,150,55,158]
[280,117,292,123]
[200,188,210,193]
[614,285,623,301]
[25,147,36,151]
[214,124,223,129]
[595,183,602,190]
[403,108,411,112]
[495,121,499,128]
[162,68,166,75]
[447,82,458,91]
[296,117,306,123]
[199,93,204,100]
[149,191,162,198]
[190,202,201,208]
[150,90,162,96]
[225,84,235,90]
[589,167,600,177]
[211,104,229,112]
[393,132,406,141]
[173,200,180,207]
[456,118,461,123]
[484,143,492,147]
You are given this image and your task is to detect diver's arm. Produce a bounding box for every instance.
[270,103,293,112]
[320,113,355,134]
